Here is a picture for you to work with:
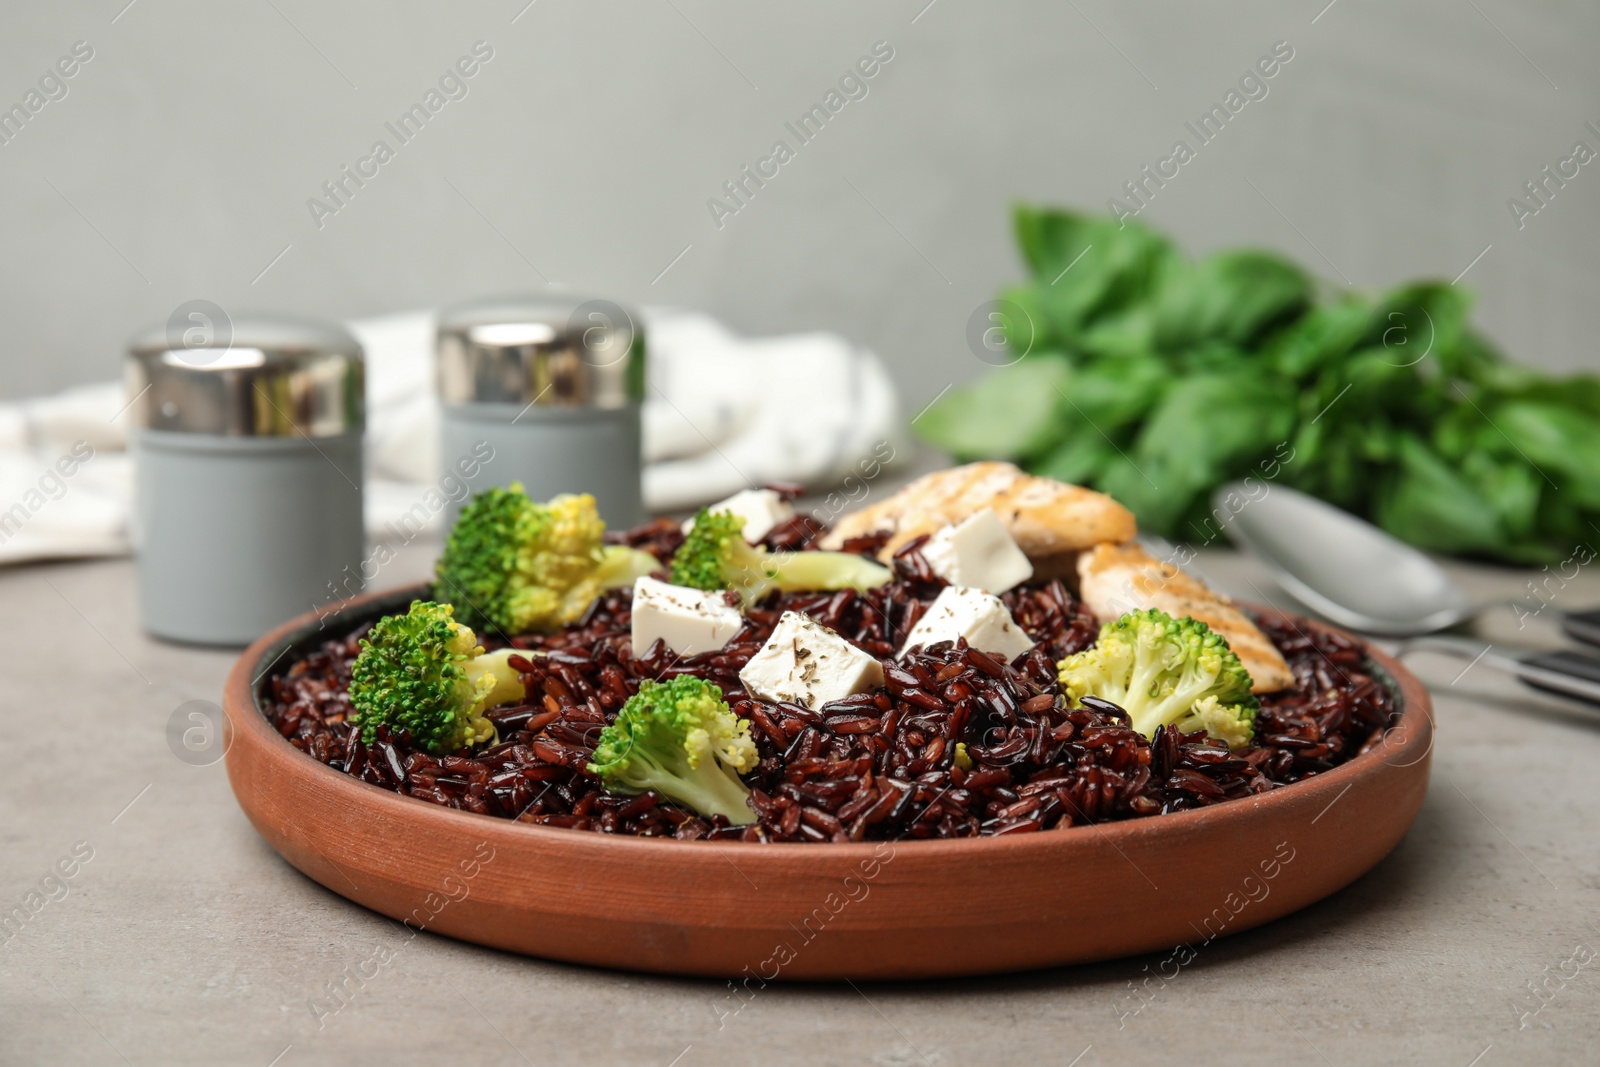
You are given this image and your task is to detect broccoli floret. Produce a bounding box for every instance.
[434,484,659,635]
[586,676,759,825]
[670,508,891,604]
[348,600,528,755]
[1056,608,1258,749]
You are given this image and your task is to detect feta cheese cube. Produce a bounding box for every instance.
[739,610,885,709]
[920,508,1034,594]
[682,488,796,543]
[900,586,1035,663]
[631,576,744,657]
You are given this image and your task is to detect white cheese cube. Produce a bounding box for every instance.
[921,508,1034,594]
[900,586,1035,663]
[631,576,744,657]
[682,488,796,543]
[738,611,885,709]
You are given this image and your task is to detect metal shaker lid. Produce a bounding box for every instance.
[436,293,644,409]
[126,310,364,438]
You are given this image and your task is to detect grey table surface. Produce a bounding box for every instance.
[2,540,1599,1067]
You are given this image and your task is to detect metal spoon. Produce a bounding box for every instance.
[1211,482,1600,706]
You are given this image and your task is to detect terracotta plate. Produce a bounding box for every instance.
[223,584,1432,980]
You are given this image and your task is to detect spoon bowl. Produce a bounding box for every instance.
[1213,482,1472,636]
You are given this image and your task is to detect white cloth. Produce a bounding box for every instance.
[0,308,903,566]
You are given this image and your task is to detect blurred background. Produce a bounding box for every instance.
[2,0,1596,409]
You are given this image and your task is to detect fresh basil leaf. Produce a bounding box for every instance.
[1355,417,1400,463]
[1056,356,1168,435]
[1177,342,1258,374]
[1474,363,1600,416]
[1334,348,1445,423]
[1364,283,1471,375]
[1264,298,1372,380]
[1153,250,1311,352]
[1032,431,1113,485]
[1488,400,1600,509]
[1460,449,1542,541]
[1429,402,1484,462]
[1012,204,1101,279]
[1374,434,1505,554]
[1101,371,1295,534]
[1532,490,1593,557]
[994,283,1056,359]
[1287,421,1372,511]
[1009,205,1177,346]
[913,354,1071,461]
[1077,306,1156,360]
[1451,327,1512,387]
[1288,418,1327,474]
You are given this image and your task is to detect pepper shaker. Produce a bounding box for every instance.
[436,293,644,528]
[126,314,366,645]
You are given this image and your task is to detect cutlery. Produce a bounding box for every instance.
[1212,482,1600,706]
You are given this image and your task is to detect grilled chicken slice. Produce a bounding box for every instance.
[820,462,1137,561]
[1076,541,1294,694]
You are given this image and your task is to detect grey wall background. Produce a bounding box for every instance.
[1,0,1596,409]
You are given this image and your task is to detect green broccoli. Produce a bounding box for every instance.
[670,507,891,604]
[1056,608,1259,749]
[434,484,659,635]
[348,600,527,754]
[586,676,759,825]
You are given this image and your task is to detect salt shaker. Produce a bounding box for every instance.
[436,293,644,529]
[126,314,366,645]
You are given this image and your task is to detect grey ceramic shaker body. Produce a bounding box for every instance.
[126,315,366,645]
[437,294,644,528]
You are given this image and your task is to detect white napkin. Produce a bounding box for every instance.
[0,308,903,566]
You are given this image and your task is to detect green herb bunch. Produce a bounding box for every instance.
[917,205,1600,564]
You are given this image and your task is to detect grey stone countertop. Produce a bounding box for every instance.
[2,538,1598,1066]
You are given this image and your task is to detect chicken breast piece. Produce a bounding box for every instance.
[820,462,1137,561]
[1076,542,1294,695]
